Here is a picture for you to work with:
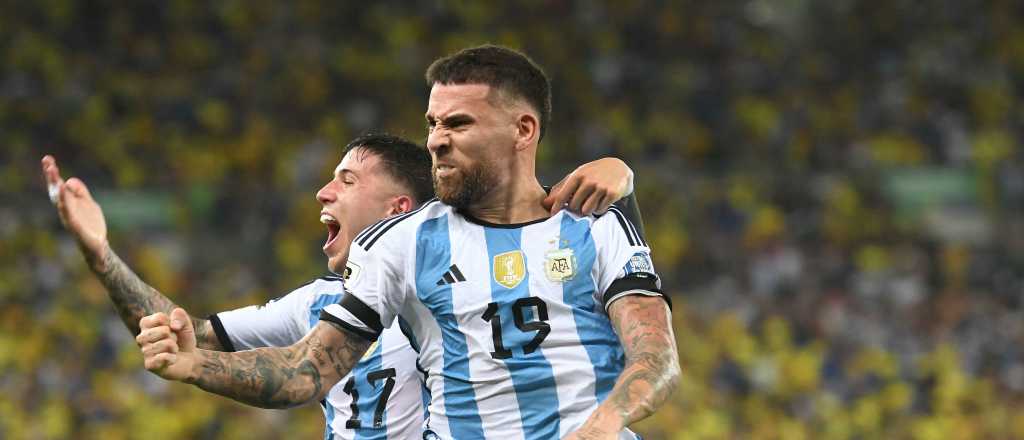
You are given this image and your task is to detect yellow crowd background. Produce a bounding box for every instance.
[3,1,1024,438]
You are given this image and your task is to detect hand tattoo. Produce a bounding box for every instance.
[186,321,370,409]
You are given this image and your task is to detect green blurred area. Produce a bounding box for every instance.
[4,0,1024,438]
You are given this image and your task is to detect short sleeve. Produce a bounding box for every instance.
[211,279,332,351]
[320,222,411,342]
[591,207,668,312]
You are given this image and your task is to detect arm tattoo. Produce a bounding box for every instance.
[87,244,221,349]
[603,295,680,428]
[186,321,371,409]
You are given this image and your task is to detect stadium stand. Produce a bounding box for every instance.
[3,1,1024,438]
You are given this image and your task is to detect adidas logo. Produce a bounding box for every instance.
[436,264,467,286]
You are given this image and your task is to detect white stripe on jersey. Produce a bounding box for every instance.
[452,220,526,439]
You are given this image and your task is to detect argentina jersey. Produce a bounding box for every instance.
[322,200,666,440]
[209,275,426,440]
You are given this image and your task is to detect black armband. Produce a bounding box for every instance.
[602,273,671,311]
[317,293,383,342]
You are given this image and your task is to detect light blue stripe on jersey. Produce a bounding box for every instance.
[415,215,485,439]
[309,294,344,440]
[484,227,561,439]
[353,342,386,440]
[560,215,625,402]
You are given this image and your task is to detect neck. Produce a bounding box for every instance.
[465,157,548,224]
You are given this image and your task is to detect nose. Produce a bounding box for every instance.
[316,181,336,205]
[426,129,449,156]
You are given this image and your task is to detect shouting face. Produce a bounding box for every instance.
[316,147,408,273]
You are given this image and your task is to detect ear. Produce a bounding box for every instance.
[514,112,540,151]
[386,195,416,216]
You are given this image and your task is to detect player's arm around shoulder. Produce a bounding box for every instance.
[138,308,372,409]
[567,295,680,439]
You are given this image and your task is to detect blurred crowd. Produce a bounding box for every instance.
[3,0,1024,438]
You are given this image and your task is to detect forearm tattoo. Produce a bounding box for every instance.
[188,321,370,409]
[605,296,680,427]
[88,244,218,348]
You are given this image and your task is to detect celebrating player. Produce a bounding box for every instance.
[138,45,678,440]
[44,131,639,438]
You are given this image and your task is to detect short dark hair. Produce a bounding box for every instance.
[425,44,552,141]
[343,133,434,205]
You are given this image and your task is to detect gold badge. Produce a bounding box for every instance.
[493,250,526,289]
[545,248,577,282]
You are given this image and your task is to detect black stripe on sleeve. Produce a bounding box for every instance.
[612,192,647,240]
[319,310,380,342]
[601,273,671,310]
[607,208,638,246]
[338,293,384,335]
[207,314,237,352]
[611,205,648,247]
[608,206,646,247]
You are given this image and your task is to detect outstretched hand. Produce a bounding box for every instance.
[137,308,198,382]
[543,157,634,216]
[41,155,108,258]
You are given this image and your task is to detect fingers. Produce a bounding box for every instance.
[144,352,178,372]
[41,155,65,205]
[579,187,611,216]
[592,192,618,216]
[41,155,64,185]
[140,312,169,331]
[170,308,197,352]
[141,337,180,357]
[136,325,179,346]
[567,182,598,214]
[64,177,91,198]
[546,174,580,215]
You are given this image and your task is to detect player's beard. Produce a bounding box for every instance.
[433,159,498,210]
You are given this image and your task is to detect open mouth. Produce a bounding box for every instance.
[320,213,341,250]
[435,164,457,179]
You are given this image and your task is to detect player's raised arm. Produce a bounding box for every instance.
[41,155,222,348]
[139,308,370,409]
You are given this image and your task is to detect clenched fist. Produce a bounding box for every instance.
[137,308,199,382]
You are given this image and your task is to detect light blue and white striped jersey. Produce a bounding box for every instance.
[211,276,427,440]
[322,200,666,440]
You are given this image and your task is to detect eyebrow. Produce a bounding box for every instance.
[425,112,474,124]
[335,167,357,179]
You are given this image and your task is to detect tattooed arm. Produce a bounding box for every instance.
[139,310,370,409]
[567,295,680,439]
[88,244,221,348]
[41,155,221,349]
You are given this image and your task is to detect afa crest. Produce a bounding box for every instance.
[545,248,577,282]
[493,250,526,289]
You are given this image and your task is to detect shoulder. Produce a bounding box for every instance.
[351,199,450,252]
[592,206,647,247]
[275,275,346,305]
